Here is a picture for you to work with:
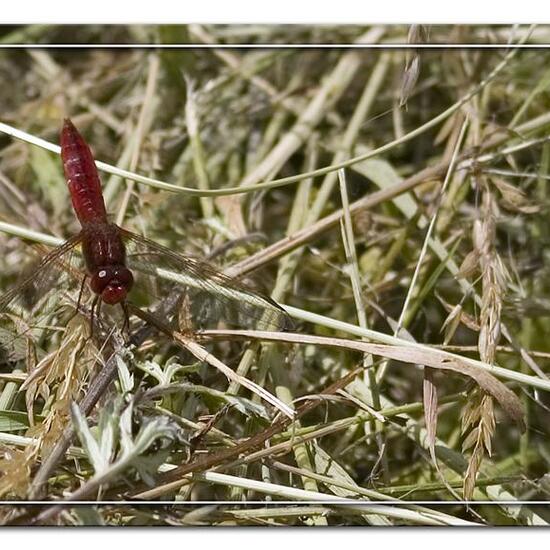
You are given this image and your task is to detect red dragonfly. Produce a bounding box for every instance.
[0,119,288,361]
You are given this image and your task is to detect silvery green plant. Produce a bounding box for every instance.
[71,398,175,489]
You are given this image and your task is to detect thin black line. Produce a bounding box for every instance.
[0,43,549,49]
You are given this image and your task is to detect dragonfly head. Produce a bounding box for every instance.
[90,265,134,305]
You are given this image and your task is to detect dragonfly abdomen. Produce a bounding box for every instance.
[60,118,108,226]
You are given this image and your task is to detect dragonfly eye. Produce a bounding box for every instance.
[114,267,134,288]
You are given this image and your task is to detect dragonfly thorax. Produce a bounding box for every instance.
[90,265,134,305]
[80,223,133,304]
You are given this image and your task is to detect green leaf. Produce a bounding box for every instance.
[71,403,109,475]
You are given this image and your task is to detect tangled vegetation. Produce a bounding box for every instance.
[0,24,549,526]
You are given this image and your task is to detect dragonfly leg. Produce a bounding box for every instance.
[76,274,88,313]
[64,275,89,328]
[120,301,131,342]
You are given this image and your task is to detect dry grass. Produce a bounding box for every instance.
[0,24,549,526]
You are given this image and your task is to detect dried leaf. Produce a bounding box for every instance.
[463,446,483,500]
[483,424,493,457]
[462,426,480,453]
[437,294,480,332]
[461,397,480,432]
[441,303,463,344]
[491,177,540,213]
[400,55,420,107]
[399,25,428,107]
[423,367,438,464]
[456,250,479,279]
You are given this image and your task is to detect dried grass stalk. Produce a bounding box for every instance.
[462,179,507,499]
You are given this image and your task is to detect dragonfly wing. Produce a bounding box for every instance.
[0,234,85,363]
[119,227,290,333]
